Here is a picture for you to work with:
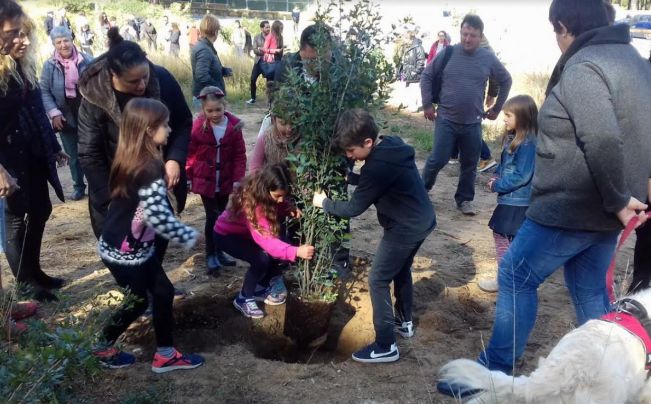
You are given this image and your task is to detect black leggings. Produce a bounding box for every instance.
[102,256,175,347]
[201,194,229,256]
[214,233,282,298]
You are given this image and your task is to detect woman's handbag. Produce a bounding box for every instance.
[260,60,277,80]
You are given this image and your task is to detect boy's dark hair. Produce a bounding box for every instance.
[260,20,269,28]
[549,0,609,36]
[334,109,379,149]
[299,23,332,50]
[461,14,484,34]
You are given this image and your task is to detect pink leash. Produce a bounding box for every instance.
[606,212,651,303]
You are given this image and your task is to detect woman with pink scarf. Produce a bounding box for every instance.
[40,26,93,201]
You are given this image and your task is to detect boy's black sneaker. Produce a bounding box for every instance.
[351,342,399,363]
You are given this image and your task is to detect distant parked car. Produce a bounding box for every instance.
[631,20,651,40]
[620,14,651,39]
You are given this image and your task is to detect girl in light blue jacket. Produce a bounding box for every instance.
[479,95,538,293]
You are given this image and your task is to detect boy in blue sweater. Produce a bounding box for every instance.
[313,109,436,363]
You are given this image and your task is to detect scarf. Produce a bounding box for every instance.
[263,127,299,166]
[545,24,630,97]
[54,46,81,98]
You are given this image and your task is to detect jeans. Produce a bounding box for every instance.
[102,256,175,347]
[478,218,619,374]
[451,139,491,161]
[250,60,264,100]
[4,162,53,287]
[422,118,481,205]
[200,194,229,257]
[214,233,281,298]
[370,237,425,346]
[60,129,86,194]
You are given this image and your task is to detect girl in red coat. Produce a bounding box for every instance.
[186,86,246,275]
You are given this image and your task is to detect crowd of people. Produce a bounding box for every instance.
[1,0,651,394]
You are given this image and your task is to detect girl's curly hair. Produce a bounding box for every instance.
[229,163,292,236]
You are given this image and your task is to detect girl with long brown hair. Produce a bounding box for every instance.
[95,97,204,373]
[479,95,538,293]
[214,164,314,318]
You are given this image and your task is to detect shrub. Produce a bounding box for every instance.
[0,289,125,402]
[277,0,394,302]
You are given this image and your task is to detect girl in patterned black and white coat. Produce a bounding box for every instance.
[93,98,204,373]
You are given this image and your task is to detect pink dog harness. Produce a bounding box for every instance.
[601,298,651,372]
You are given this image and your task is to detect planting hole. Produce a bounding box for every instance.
[125,293,358,364]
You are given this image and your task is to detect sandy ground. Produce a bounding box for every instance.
[5,100,635,403]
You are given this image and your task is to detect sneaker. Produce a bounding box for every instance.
[69,189,85,201]
[215,251,236,266]
[206,255,221,272]
[233,297,264,318]
[395,320,414,338]
[478,278,498,293]
[254,286,286,305]
[93,347,136,369]
[151,350,204,373]
[10,301,38,321]
[173,288,186,300]
[269,275,287,299]
[33,289,58,302]
[35,273,65,289]
[436,380,483,399]
[245,98,256,104]
[458,201,477,216]
[448,158,459,165]
[478,159,497,173]
[352,342,399,363]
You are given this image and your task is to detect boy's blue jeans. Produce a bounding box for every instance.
[478,218,619,374]
[421,118,481,206]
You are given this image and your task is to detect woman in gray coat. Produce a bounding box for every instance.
[40,26,92,201]
[191,14,230,107]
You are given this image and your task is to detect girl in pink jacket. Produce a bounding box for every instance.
[214,164,314,318]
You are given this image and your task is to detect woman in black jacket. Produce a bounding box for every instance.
[1,2,68,302]
[77,28,191,262]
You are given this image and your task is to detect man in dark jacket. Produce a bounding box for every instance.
[78,56,191,240]
[246,20,269,104]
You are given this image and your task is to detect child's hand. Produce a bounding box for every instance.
[313,190,327,208]
[297,245,315,260]
[289,207,303,219]
[486,178,496,192]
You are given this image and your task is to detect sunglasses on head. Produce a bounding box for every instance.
[197,89,225,99]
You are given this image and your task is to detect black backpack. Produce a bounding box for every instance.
[431,46,454,104]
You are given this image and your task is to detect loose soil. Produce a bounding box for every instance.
[10,102,636,403]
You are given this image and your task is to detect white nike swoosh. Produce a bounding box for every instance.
[369,349,396,359]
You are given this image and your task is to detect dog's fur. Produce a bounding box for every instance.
[439,289,651,404]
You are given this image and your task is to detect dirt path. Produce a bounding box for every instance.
[25,103,636,403]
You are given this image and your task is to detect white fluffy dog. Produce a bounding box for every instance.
[438,289,651,404]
